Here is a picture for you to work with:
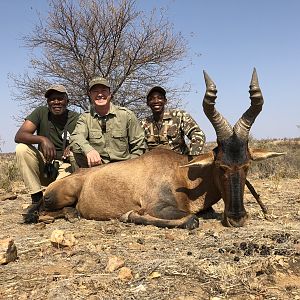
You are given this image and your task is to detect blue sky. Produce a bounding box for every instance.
[1,0,299,153]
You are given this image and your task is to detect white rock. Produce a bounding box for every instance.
[50,229,77,248]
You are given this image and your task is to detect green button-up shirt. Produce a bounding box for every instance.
[70,104,146,163]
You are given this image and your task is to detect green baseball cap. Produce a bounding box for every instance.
[45,84,68,98]
[146,86,166,101]
[89,76,111,90]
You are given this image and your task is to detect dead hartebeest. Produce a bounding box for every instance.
[41,69,284,229]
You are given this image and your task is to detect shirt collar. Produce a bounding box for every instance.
[91,103,117,118]
[148,110,172,122]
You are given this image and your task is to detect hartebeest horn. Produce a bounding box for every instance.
[233,68,264,141]
[202,71,233,141]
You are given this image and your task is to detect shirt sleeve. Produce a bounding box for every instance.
[25,107,43,127]
[69,114,95,155]
[127,111,146,158]
[181,112,206,155]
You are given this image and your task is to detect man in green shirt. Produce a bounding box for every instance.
[15,84,79,223]
[70,77,146,168]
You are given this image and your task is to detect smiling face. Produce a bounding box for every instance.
[47,91,68,116]
[147,91,167,115]
[89,84,112,114]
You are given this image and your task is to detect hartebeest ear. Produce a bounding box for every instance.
[249,148,286,161]
[180,152,215,168]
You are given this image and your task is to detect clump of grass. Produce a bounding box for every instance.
[0,154,21,192]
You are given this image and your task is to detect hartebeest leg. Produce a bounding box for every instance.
[120,210,199,230]
[38,207,79,223]
[119,184,200,229]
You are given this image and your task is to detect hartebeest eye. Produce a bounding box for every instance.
[217,164,231,172]
[217,163,250,172]
[239,163,250,171]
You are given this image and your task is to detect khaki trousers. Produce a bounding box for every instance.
[15,143,73,195]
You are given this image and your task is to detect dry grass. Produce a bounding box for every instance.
[249,138,300,179]
[0,153,21,192]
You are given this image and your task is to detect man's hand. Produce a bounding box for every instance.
[86,149,102,167]
[40,137,56,162]
[62,146,71,161]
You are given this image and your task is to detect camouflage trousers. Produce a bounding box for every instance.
[15,143,74,195]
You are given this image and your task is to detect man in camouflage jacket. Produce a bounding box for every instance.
[141,86,206,155]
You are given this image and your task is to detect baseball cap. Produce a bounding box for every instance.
[45,84,68,98]
[146,86,166,101]
[89,76,111,90]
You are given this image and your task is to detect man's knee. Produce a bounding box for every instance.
[15,143,31,156]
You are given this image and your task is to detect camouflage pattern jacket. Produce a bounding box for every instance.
[141,109,206,155]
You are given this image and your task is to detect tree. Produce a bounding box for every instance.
[10,0,187,117]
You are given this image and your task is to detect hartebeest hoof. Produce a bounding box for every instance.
[182,215,200,230]
[22,201,42,224]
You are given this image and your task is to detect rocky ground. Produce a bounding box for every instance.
[0,174,299,300]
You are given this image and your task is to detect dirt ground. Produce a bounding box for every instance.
[0,175,299,300]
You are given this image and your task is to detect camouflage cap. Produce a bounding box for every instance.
[89,76,111,90]
[146,86,166,101]
[45,84,68,98]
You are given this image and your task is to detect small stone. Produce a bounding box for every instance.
[148,271,161,279]
[131,284,146,293]
[118,267,133,281]
[0,238,18,264]
[50,230,77,248]
[105,256,125,272]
